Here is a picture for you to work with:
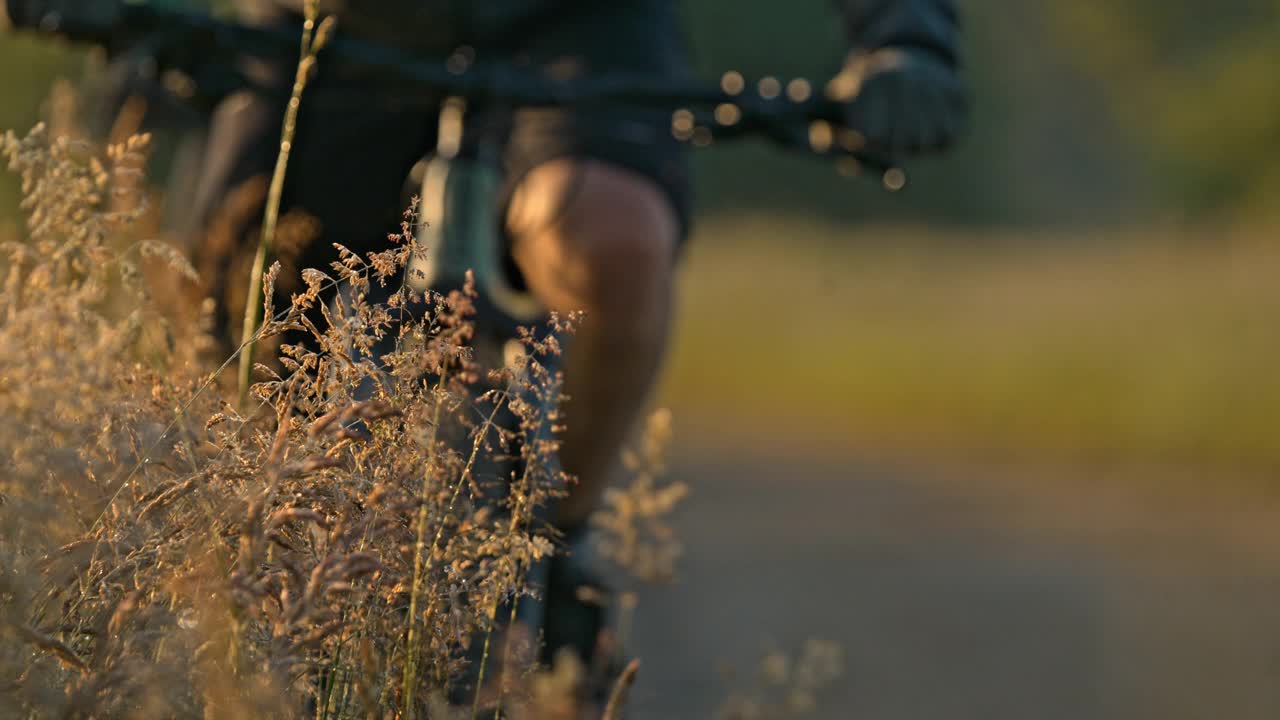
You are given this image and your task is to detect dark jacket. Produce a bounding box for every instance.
[240,0,961,70]
[836,0,960,65]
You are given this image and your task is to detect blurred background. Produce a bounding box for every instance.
[3,1,1280,717]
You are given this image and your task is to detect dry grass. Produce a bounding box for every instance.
[0,122,640,718]
[0,120,843,718]
[0,11,855,712]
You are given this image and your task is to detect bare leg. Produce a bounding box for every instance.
[506,158,679,529]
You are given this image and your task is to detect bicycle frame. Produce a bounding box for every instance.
[408,98,543,330]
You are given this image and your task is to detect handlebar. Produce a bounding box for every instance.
[6,0,902,181]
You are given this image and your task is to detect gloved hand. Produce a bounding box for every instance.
[827,46,967,155]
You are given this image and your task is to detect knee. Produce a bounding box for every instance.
[507,159,678,316]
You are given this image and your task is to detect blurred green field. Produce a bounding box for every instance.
[662,217,1280,473]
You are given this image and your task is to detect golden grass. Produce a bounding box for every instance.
[0,123,697,718]
[0,121,844,717]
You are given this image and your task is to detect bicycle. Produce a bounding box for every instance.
[7,1,904,713]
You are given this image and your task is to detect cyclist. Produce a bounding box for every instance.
[3,0,966,673]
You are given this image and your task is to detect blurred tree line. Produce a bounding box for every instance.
[1,0,1275,228]
[685,0,1278,226]
[1048,0,1280,221]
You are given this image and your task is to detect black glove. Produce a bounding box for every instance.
[828,46,967,155]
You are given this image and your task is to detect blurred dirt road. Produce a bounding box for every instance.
[621,441,1280,719]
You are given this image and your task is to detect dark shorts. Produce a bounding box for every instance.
[188,2,691,338]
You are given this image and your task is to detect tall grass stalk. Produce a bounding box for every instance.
[399,380,446,716]
[473,482,532,720]
[601,659,642,720]
[237,2,334,409]
[403,372,509,712]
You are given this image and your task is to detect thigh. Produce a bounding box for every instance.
[497,1,695,245]
[501,107,691,248]
[506,158,679,310]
